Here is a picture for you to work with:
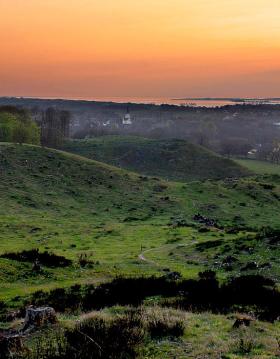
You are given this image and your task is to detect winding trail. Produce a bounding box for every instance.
[138,241,198,268]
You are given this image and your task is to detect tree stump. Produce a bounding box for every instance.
[22,306,57,332]
[233,314,254,328]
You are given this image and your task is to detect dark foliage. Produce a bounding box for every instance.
[27,277,177,313]
[0,249,72,268]
[196,239,223,251]
[23,273,280,321]
[82,277,177,311]
[193,213,217,227]
[177,273,280,321]
[256,226,280,245]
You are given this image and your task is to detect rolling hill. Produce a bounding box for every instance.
[0,143,279,302]
[62,136,251,182]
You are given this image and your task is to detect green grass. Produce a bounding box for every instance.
[62,136,251,182]
[0,143,279,301]
[141,310,280,359]
[235,159,280,175]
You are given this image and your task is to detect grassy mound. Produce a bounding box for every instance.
[62,136,251,182]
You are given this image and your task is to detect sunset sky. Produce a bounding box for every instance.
[0,0,279,98]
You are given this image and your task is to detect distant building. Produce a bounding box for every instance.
[122,107,132,125]
[247,144,262,159]
[247,148,258,159]
[102,120,111,127]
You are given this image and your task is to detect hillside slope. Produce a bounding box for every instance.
[62,136,251,181]
[0,143,279,299]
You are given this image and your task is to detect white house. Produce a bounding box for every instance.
[122,110,132,125]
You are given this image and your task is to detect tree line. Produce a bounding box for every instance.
[0,106,70,147]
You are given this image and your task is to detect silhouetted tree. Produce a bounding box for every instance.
[41,108,71,147]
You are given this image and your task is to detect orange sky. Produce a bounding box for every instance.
[0,0,279,98]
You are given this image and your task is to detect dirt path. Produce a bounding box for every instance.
[138,246,167,266]
[138,241,197,267]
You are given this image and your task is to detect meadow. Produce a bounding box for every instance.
[235,158,280,175]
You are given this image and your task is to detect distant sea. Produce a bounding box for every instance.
[16,96,280,108]
[88,97,237,107]
[71,97,280,107]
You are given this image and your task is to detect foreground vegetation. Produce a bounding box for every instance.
[6,306,280,359]
[2,273,280,358]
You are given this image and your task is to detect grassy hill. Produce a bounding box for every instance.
[62,136,251,182]
[0,143,279,302]
[1,143,280,358]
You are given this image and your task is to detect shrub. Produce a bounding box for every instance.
[1,249,72,268]
[77,253,94,268]
[231,328,257,355]
[24,328,67,359]
[27,285,82,312]
[64,311,144,359]
[142,307,185,338]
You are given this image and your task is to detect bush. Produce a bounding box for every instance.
[1,249,72,268]
[77,253,94,268]
[24,328,67,359]
[27,285,82,312]
[142,307,185,338]
[65,311,144,359]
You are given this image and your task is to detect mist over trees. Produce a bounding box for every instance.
[0,98,280,164]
